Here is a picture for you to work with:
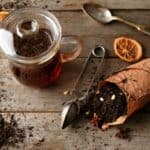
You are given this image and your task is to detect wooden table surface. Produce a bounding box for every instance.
[0,0,150,150]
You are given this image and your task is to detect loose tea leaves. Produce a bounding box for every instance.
[89,82,127,128]
[0,114,25,148]
[14,28,52,57]
[115,127,132,140]
[103,58,150,129]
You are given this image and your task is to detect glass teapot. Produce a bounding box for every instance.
[0,7,82,88]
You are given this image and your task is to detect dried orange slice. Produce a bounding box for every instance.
[114,37,143,62]
[0,11,9,21]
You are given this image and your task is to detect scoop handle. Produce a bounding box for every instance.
[139,26,150,36]
[72,46,105,98]
[61,47,105,129]
[113,16,150,36]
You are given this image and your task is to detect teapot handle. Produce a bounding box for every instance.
[60,36,83,63]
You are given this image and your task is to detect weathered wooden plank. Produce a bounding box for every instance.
[0,35,149,58]
[1,0,150,10]
[44,10,150,57]
[31,0,150,10]
[0,11,149,58]
[76,35,149,57]
[0,58,149,112]
[0,113,150,150]
[54,11,150,35]
[0,58,127,111]
[1,10,149,36]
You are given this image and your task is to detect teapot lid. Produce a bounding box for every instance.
[0,7,61,64]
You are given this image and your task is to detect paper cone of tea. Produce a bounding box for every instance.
[100,58,150,129]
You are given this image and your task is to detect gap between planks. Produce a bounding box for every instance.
[1,0,149,10]
[0,110,61,113]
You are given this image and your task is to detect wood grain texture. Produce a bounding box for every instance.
[0,10,149,36]
[54,10,150,57]
[0,1,149,149]
[0,58,149,112]
[1,0,150,10]
[0,113,150,150]
[0,11,149,58]
[54,10,150,36]
[0,35,149,58]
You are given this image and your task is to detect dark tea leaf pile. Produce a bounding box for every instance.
[14,27,52,57]
[84,82,127,128]
[0,114,25,148]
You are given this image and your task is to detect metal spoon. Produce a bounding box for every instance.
[61,46,105,129]
[82,3,150,36]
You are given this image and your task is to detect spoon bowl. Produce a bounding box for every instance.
[61,101,79,129]
[83,3,114,24]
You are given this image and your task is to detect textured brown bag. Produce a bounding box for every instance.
[100,58,150,129]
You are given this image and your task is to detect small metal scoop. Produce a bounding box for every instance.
[82,3,150,36]
[61,46,105,129]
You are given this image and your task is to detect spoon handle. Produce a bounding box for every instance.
[139,26,150,36]
[113,16,150,36]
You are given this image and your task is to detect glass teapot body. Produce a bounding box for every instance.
[0,7,82,88]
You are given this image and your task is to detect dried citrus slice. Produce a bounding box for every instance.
[0,11,9,21]
[114,37,143,62]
